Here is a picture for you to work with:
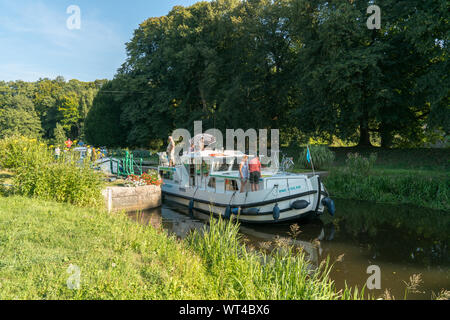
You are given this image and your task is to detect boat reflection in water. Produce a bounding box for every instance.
[129,201,333,270]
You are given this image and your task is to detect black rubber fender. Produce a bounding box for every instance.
[322,197,336,216]
[242,207,260,215]
[273,204,280,221]
[290,200,310,210]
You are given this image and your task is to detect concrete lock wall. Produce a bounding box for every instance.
[102,185,162,212]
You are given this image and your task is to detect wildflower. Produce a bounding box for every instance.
[274,236,290,248]
[434,289,450,300]
[312,238,321,248]
[381,289,395,300]
[288,224,301,239]
[403,273,424,295]
[335,253,345,263]
[259,241,272,250]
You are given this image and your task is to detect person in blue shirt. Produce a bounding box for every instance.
[239,155,249,193]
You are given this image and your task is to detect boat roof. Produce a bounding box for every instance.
[180,149,248,162]
[209,170,277,179]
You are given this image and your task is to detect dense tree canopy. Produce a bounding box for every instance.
[85,0,447,149]
[0,77,107,142]
[0,94,42,139]
[2,1,447,149]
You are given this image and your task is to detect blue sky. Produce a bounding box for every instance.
[0,0,205,82]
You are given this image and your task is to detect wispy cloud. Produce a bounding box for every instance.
[0,0,125,81]
[0,63,57,82]
[0,0,208,81]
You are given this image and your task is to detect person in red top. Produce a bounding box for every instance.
[249,156,262,192]
[65,138,73,149]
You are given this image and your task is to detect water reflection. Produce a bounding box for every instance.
[128,199,449,300]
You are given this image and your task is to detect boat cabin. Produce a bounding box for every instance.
[159,150,267,193]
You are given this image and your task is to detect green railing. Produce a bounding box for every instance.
[110,151,143,176]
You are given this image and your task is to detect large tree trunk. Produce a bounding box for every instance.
[358,113,372,147]
[199,86,208,113]
[380,122,393,148]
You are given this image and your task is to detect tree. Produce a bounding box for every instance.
[0,95,42,139]
[53,123,67,147]
[84,0,448,149]
[84,80,127,147]
[288,0,447,147]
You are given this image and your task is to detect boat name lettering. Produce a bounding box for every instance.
[279,186,301,193]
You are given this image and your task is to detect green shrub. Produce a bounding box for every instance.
[109,149,151,159]
[300,145,335,170]
[13,154,105,207]
[0,135,52,170]
[345,153,377,177]
[325,169,449,210]
[324,153,449,210]
[132,149,151,159]
[52,123,67,148]
[0,136,105,207]
[108,149,126,158]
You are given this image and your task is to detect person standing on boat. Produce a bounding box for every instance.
[199,136,205,151]
[167,136,176,167]
[239,155,249,193]
[249,156,262,192]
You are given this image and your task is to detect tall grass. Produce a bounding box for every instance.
[186,216,362,300]
[0,135,46,170]
[345,152,377,177]
[0,136,105,207]
[299,145,335,170]
[0,196,215,300]
[325,154,449,210]
[14,156,105,207]
[0,196,365,300]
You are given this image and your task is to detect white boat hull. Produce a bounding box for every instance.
[162,175,329,224]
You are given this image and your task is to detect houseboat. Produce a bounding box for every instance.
[158,149,335,223]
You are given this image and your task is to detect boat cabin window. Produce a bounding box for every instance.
[213,160,230,172]
[208,177,216,189]
[201,161,210,176]
[225,179,239,192]
[231,159,241,171]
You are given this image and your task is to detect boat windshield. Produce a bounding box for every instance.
[212,161,230,172]
[231,159,240,171]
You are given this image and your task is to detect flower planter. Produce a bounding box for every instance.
[102,185,161,213]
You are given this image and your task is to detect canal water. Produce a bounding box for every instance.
[128,199,449,300]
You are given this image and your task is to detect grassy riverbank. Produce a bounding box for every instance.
[0,196,361,300]
[287,147,449,210]
[325,169,449,211]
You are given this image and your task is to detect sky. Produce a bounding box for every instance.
[0,0,206,82]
